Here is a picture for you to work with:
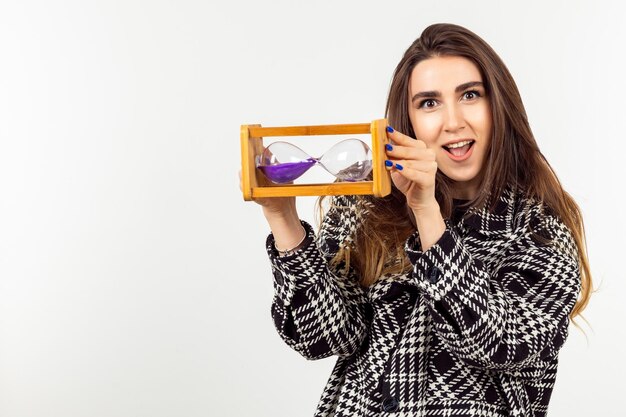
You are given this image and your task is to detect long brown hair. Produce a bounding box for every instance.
[320,23,591,320]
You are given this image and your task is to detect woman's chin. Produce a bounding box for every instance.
[440,170,481,185]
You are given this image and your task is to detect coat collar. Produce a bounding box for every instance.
[456,186,522,238]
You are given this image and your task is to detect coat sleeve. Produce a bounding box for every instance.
[266,195,370,360]
[405,205,581,373]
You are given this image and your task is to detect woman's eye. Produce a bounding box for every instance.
[419,99,437,109]
[463,90,481,100]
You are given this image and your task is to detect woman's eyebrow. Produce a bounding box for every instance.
[411,81,484,103]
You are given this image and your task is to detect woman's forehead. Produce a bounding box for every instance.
[409,56,483,91]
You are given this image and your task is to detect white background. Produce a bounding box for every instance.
[0,0,624,416]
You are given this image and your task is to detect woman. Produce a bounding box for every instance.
[254,23,591,416]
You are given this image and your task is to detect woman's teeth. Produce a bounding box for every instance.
[444,140,475,158]
[446,140,474,149]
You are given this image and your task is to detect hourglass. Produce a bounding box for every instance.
[241,119,391,200]
[257,138,373,184]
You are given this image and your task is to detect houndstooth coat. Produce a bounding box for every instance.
[265,188,581,417]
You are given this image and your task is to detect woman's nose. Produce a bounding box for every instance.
[444,104,465,132]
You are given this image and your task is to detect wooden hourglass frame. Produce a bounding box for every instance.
[240,119,392,200]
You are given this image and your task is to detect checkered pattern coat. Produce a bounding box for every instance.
[265,188,581,417]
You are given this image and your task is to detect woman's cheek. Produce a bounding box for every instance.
[412,113,442,146]
[466,102,492,134]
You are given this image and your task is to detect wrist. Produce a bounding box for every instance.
[411,202,446,251]
[264,210,305,251]
[263,205,298,223]
[275,224,308,257]
[410,199,441,218]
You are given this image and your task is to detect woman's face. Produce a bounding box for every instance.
[408,55,492,200]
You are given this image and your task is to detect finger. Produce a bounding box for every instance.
[385,144,435,162]
[391,164,433,188]
[386,126,427,149]
[385,159,437,173]
[390,161,437,184]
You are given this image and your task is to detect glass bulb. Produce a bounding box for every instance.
[256,138,373,184]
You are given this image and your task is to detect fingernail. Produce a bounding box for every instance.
[395,163,403,171]
[385,144,393,151]
[386,126,394,133]
[385,160,393,167]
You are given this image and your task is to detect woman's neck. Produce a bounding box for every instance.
[450,176,481,200]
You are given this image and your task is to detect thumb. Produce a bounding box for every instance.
[391,170,408,190]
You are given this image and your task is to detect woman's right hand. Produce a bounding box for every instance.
[238,170,296,216]
[239,171,304,250]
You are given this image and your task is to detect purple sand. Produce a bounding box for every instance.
[259,160,317,183]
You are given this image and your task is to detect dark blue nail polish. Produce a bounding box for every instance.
[395,163,403,171]
[386,126,394,133]
[385,144,393,151]
[385,160,393,167]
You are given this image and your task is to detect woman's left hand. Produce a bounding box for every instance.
[385,127,439,212]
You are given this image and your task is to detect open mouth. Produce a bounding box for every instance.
[443,140,475,158]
